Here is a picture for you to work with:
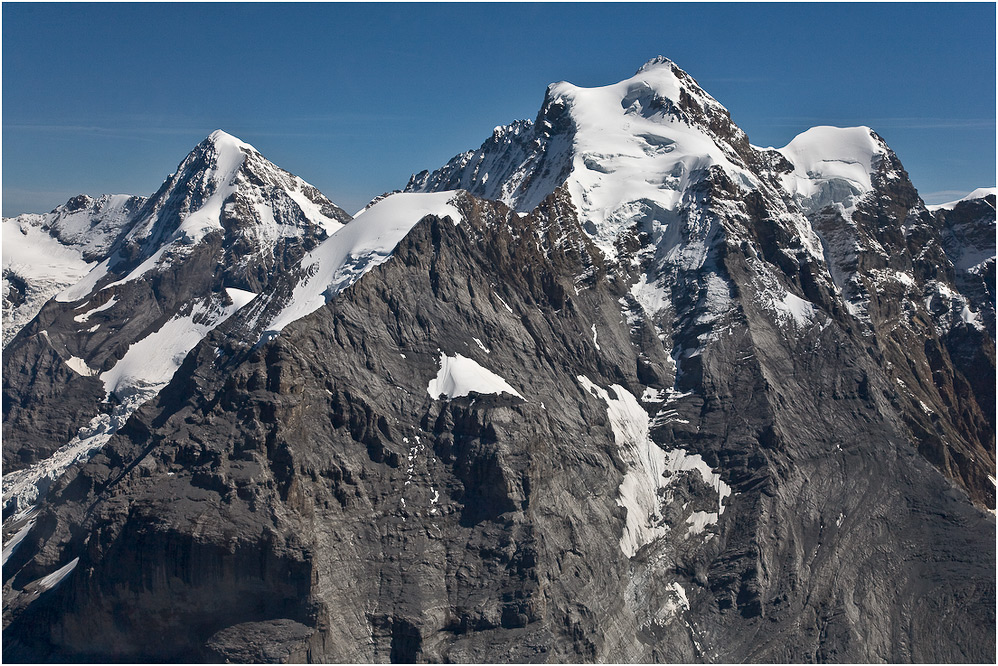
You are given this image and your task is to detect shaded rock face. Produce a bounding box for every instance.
[3,61,995,664]
[801,157,995,509]
[4,188,995,662]
[938,194,997,333]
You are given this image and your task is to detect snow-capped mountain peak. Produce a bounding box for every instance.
[153,130,256,244]
[2,130,356,522]
[408,58,765,261]
[544,59,763,258]
[206,127,256,151]
[777,125,889,214]
[77,130,352,294]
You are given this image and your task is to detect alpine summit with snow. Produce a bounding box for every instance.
[2,57,995,663]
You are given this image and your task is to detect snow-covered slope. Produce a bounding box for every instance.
[547,59,761,260]
[257,191,463,338]
[777,126,889,215]
[2,194,146,347]
[409,57,830,273]
[3,221,94,348]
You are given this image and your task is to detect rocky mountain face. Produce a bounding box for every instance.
[2,59,995,663]
[2,130,349,511]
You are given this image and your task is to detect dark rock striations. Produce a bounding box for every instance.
[3,60,995,663]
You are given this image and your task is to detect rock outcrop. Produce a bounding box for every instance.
[3,60,994,663]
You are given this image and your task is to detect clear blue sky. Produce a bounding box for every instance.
[3,2,995,216]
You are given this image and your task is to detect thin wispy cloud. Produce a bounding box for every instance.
[763,117,995,130]
[1,124,203,142]
[699,77,770,84]
[920,188,992,204]
[2,121,416,141]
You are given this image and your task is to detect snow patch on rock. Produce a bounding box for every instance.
[1,515,37,567]
[64,356,99,377]
[33,557,79,592]
[577,376,730,557]
[427,353,523,401]
[73,296,117,323]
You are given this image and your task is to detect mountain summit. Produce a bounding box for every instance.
[2,132,351,518]
[2,62,995,663]
[408,59,995,509]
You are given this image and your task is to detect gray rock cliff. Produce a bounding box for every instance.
[3,60,994,663]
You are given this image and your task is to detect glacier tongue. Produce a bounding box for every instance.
[2,290,254,522]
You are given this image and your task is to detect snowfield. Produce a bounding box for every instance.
[262,191,463,337]
[777,125,886,215]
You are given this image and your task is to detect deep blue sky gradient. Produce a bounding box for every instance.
[3,2,995,215]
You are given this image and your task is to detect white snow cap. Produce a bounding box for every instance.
[778,126,886,214]
[544,56,758,260]
[168,130,254,244]
[206,128,257,153]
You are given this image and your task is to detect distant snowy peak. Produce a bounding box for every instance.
[83,130,352,293]
[927,187,997,212]
[2,194,146,347]
[127,129,349,247]
[5,193,147,261]
[777,126,891,215]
